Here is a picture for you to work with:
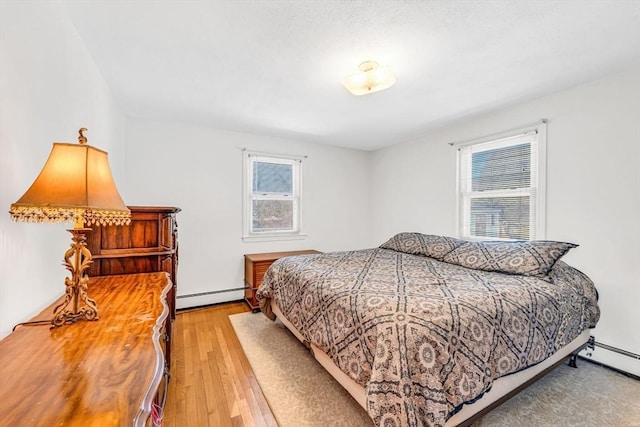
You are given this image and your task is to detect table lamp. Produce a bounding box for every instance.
[9,128,131,327]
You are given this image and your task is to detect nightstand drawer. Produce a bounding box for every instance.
[254,261,272,285]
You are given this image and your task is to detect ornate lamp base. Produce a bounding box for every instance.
[51,228,99,328]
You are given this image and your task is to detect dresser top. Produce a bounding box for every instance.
[0,272,171,427]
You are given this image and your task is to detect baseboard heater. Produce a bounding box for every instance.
[593,340,640,360]
[177,287,245,299]
[582,338,640,381]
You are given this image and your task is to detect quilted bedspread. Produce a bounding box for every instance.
[256,248,600,427]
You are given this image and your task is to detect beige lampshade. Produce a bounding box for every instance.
[343,61,396,96]
[10,142,130,226]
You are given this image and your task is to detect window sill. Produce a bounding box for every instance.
[242,233,308,243]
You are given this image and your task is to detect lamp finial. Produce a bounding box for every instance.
[78,128,88,145]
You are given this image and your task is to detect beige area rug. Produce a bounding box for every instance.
[229,312,372,426]
[229,312,640,427]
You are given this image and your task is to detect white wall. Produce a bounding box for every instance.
[124,119,371,308]
[371,65,640,375]
[0,2,127,338]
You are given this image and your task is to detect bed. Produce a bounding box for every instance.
[256,233,600,427]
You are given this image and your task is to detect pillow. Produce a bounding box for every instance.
[442,240,578,277]
[379,232,465,261]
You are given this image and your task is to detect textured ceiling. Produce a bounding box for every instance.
[64,1,640,151]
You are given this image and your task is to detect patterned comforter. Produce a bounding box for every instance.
[256,248,600,427]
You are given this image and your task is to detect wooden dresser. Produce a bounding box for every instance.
[86,206,180,320]
[86,206,179,371]
[244,250,321,311]
[0,273,172,427]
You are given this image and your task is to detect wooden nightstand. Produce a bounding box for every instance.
[244,250,321,312]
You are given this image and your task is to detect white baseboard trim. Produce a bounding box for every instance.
[580,344,640,377]
[176,288,244,310]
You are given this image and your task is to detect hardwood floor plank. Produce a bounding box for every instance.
[214,310,262,427]
[218,330,266,427]
[201,349,225,426]
[163,302,278,427]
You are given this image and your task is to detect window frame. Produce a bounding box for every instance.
[454,121,547,241]
[242,151,305,242]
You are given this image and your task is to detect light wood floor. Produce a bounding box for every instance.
[163,302,278,427]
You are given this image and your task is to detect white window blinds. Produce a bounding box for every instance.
[456,123,546,241]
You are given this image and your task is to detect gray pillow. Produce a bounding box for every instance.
[379,232,465,261]
[442,240,578,277]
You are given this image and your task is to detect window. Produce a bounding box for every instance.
[243,152,304,241]
[456,122,546,241]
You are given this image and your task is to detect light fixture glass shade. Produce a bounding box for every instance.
[343,61,396,96]
[9,141,131,226]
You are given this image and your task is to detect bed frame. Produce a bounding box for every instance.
[271,302,593,426]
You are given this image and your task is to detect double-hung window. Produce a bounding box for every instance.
[456,122,546,241]
[243,152,303,241]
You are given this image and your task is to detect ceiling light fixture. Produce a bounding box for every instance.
[342,61,396,96]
